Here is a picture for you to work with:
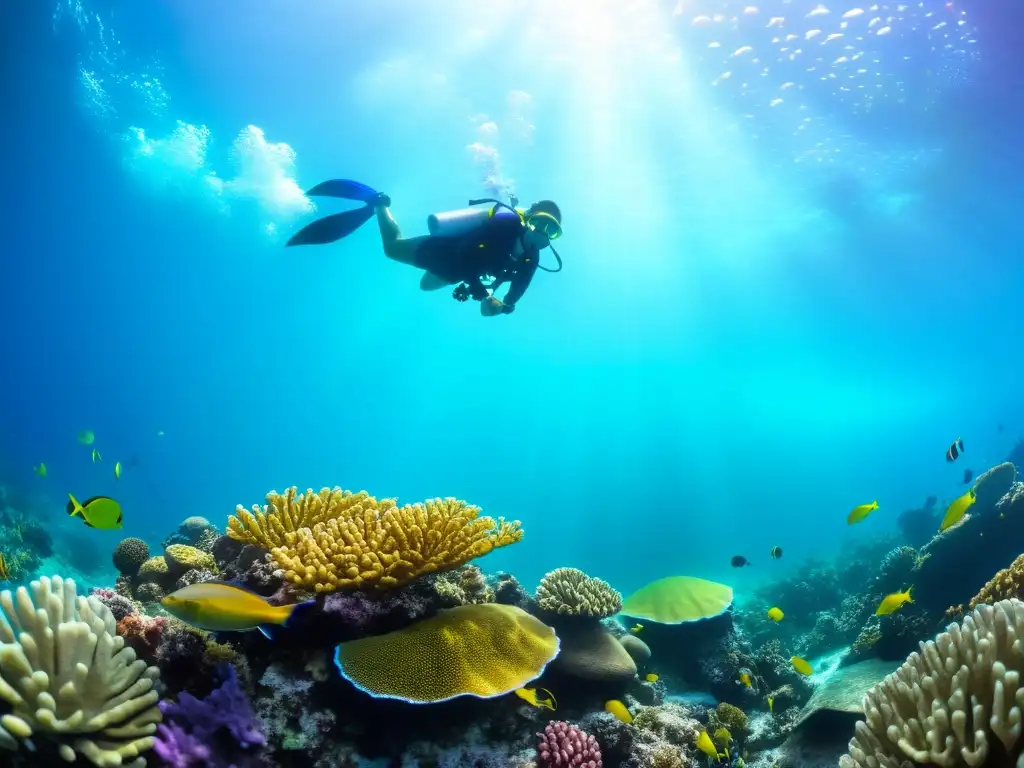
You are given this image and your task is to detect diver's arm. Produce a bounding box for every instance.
[498,259,539,313]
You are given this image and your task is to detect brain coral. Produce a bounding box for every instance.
[113,538,151,576]
[841,598,1024,768]
[535,567,622,618]
[231,487,523,592]
[334,603,559,703]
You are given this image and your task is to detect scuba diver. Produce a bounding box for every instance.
[285,179,563,316]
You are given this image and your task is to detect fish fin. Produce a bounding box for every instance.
[83,520,95,528]
[286,208,376,247]
[538,687,557,711]
[257,624,275,641]
[116,511,123,526]
[304,179,379,202]
[283,599,317,628]
[80,495,112,506]
[66,494,82,516]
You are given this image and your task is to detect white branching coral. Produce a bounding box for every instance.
[841,598,1024,768]
[0,576,161,767]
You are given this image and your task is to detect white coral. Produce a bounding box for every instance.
[841,598,1024,768]
[0,576,161,767]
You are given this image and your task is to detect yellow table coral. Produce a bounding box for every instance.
[334,604,559,702]
[228,487,523,592]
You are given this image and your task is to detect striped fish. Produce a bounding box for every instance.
[946,437,964,462]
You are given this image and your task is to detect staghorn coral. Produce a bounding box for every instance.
[841,598,1024,768]
[245,487,523,592]
[334,603,559,702]
[113,538,151,577]
[0,576,161,767]
[966,551,1024,610]
[535,567,622,618]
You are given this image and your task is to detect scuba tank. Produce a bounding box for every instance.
[427,199,521,237]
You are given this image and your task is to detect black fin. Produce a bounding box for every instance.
[83,520,95,528]
[304,179,378,202]
[286,208,376,247]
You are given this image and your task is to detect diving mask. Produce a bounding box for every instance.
[526,211,562,241]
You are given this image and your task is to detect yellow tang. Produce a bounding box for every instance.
[791,656,813,676]
[114,461,122,480]
[767,607,784,622]
[630,623,643,633]
[695,730,721,761]
[91,448,102,463]
[714,727,732,749]
[78,430,95,445]
[604,699,633,724]
[0,552,9,581]
[767,695,774,714]
[162,582,315,638]
[739,671,753,689]
[514,686,556,711]
[847,500,879,525]
[940,489,976,531]
[875,587,913,616]
[33,463,47,478]
[67,493,123,530]
[645,673,659,683]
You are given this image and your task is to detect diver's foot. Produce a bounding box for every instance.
[372,192,391,209]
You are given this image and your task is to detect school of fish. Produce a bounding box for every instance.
[675,0,978,171]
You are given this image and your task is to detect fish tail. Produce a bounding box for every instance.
[283,598,317,627]
[907,585,914,602]
[66,493,83,517]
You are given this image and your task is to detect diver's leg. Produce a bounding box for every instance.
[419,272,450,291]
[375,205,424,266]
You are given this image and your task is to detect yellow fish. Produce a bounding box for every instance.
[791,656,813,676]
[514,687,556,711]
[78,430,95,445]
[695,730,722,761]
[91,448,102,463]
[67,493,122,530]
[940,488,976,531]
[645,673,659,683]
[847,500,879,525]
[739,671,753,689]
[714,727,733,749]
[767,606,784,622]
[630,623,643,633]
[114,461,122,480]
[604,699,633,724]
[767,695,774,714]
[0,552,9,581]
[33,462,47,478]
[875,587,913,616]
[161,582,314,638]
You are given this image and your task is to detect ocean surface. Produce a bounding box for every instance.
[1,0,1021,595]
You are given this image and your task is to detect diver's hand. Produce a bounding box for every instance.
[481,297,504,317]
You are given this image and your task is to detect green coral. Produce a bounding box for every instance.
[710,702,748,735]
[138,556,168,581]
[164,544,217,575]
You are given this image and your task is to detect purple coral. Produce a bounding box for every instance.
[154,664,265,767]
[537,721,602,768]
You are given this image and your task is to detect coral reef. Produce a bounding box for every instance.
[0,576,161,767]
[841,598,1024,768]
[334,603,559,702]
[536,567,622,619]
[962,551,1024,610]
[155,664,265,766]
[162,515,217,549]
[231,486,523,592]
[537,721,602,767]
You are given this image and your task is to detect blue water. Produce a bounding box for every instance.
[1,0,1021,595]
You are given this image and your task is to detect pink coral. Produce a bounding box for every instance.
[116,614,167,662]
[537,721,603,768]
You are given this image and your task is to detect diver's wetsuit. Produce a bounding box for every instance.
[414,215,539,305]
